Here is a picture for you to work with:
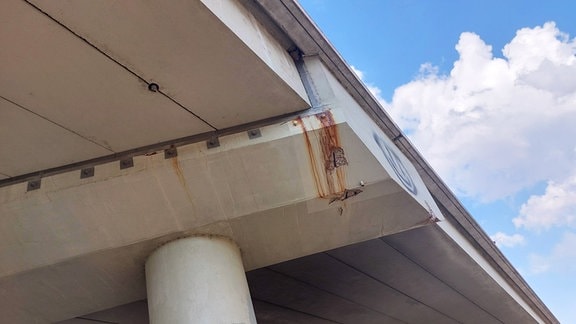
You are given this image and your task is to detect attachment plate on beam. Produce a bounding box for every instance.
[120,158,134,169]
[80,167,95,179]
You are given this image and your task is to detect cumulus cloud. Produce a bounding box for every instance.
[529,232,576,274]
[351,65,365,80]
[386,22,576,201]
[490,232,526,247]
[514,175,576,231]
[351,65,390,108]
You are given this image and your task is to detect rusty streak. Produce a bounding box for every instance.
[171,157,195,203]
[299,111,348,199]
[298,117,327,198]
[315,112,347,196]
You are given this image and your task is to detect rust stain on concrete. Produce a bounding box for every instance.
[171,157,194,203]
[298,116,326,198]
[298,111,348,199]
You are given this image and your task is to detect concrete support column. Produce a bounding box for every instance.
[145,236,256,324]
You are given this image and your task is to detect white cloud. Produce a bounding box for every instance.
[514,175,576,231]
[529,232,576,274]
[351,65,389,107]
[386,22,576,201]
[490,232,526,247]
[350,65,365,80]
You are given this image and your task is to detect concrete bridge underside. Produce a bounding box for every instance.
[55,225,538,324]
[0,0,558,323]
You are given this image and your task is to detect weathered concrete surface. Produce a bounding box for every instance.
[0,0,309,177]
[146,236,256,324]
[0,109,436,322]
[254,2,558,322]
[0,0,556,321]
[55,225,540,324]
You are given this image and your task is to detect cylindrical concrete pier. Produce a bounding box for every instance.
[145,236,256,324]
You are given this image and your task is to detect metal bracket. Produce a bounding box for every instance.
[288,47,303,62]
[27,179,41,191]
[327,147,348,170]
[247,128,261,139]
[164,147,178,159]
[329,188,363,204]
[120,158,134,169]
[148,82,159,92]
[206,137,220,149]
[80,167,95,179]
[392,134,403,142]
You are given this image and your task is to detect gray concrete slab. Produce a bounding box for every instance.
[0,97,111,177]
[0,0,310,177]
[269,253,458,324]
[247,268,405,324]
[383,225,537,324]
[328,238,502,324]
[0,1,553,322]
[253,300,337,324]
[47,226,542,324]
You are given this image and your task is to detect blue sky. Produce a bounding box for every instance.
[299,1,576,322]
